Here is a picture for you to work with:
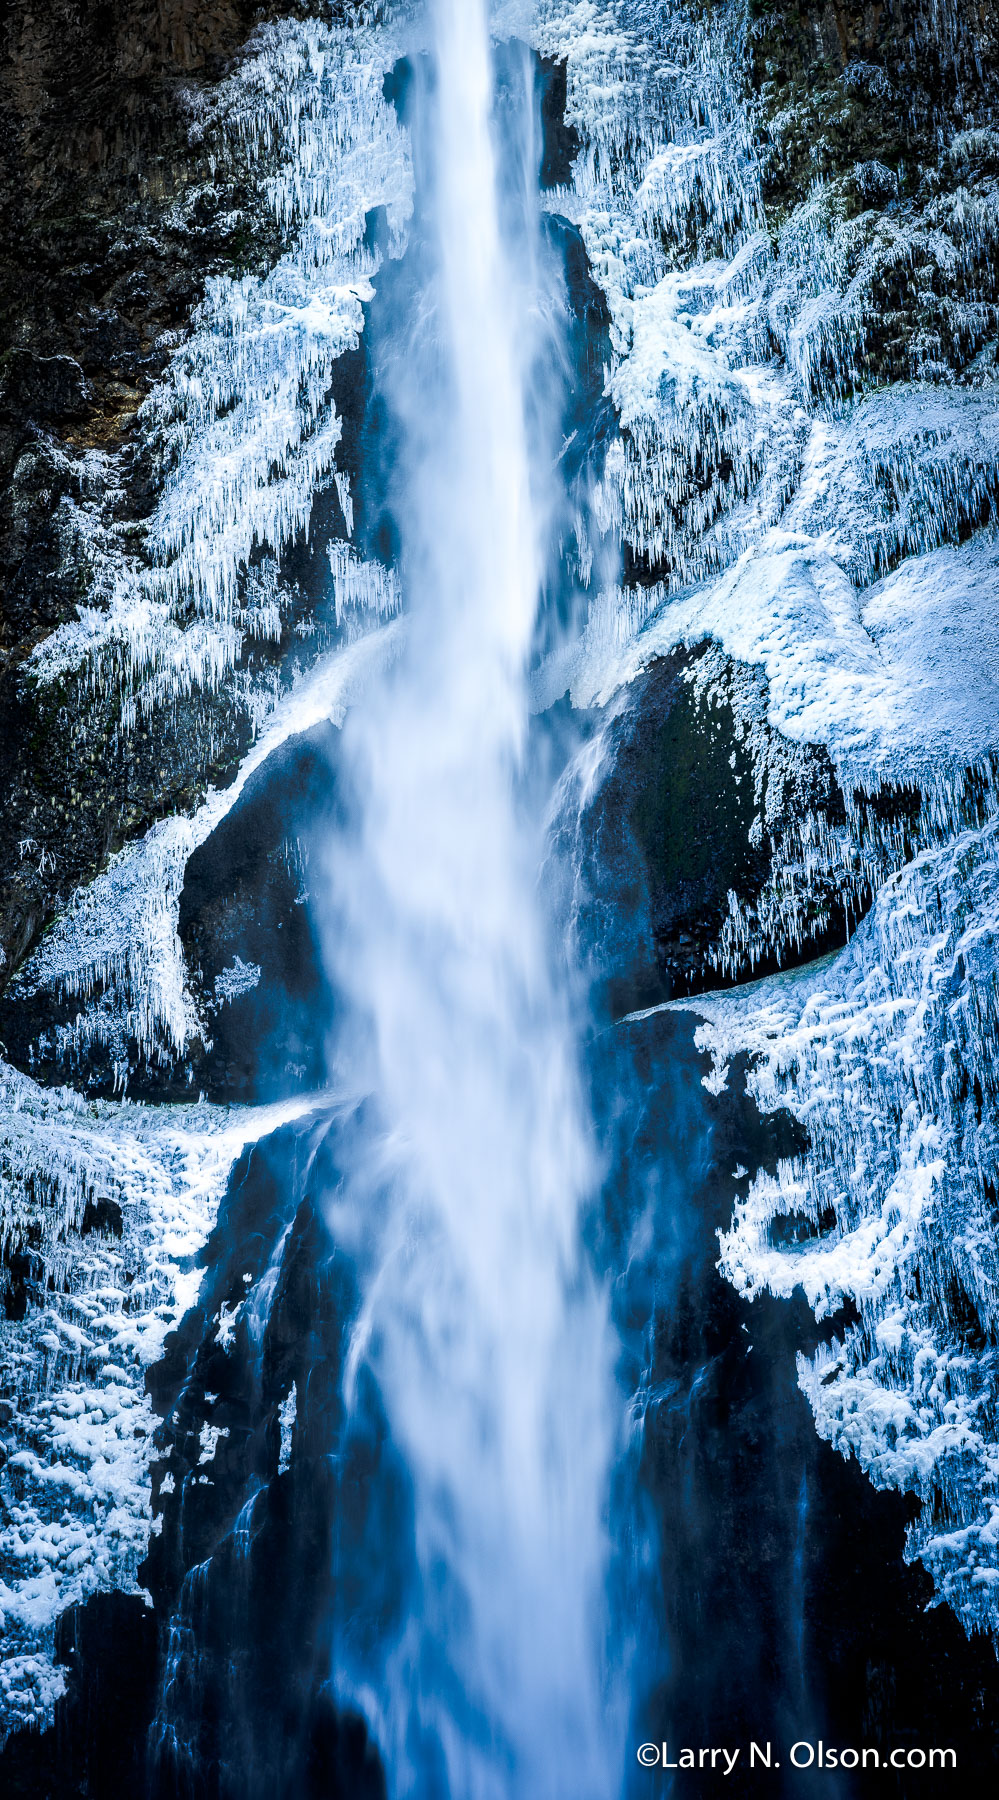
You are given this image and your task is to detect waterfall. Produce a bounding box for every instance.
[317,2,621,1795]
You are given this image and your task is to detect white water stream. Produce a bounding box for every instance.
[320,2,621,1794]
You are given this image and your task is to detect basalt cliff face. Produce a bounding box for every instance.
[1,0,999,1787]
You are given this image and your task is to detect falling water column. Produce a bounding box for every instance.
[323,2,621,1796]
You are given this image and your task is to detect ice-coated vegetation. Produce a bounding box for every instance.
[533,0,999,611]
[0,1058,312,1737]
[533,0,778,583]
[529,0,999,1632]
[667,819,999,1636]
[11,11,415,1095]
[30,14,412,718]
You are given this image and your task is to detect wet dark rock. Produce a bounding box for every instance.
[1,352,91,424]
[0,716,339,1102]
[2,1247,34,1322]
[0,1114,390,1798]
[594,1008,999,1796]
[0,1591,158,1800]
[542,210,616,475]
[574,621,996,1013]
[570,645,858,1010]
[81,1196,124,1237]
[178,721,340,1103]
[538,54,580,190]
[141,1116,394,1800]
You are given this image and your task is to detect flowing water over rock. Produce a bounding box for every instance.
[313,8,620,1792]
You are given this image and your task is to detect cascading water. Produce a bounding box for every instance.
[317,3,622,1794]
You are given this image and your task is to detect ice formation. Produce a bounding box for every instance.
[277,1382,297,1475]
[213,958,263,1007]
[530,0,999,1631]
[11,623,396,1085]
[1,9,413,1735]
[0,1060,312,1735]
[10,10,415,1091]
[668,819,999,1636]
[29,14,412,717]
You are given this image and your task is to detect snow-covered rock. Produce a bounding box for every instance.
[532,0,999,1636]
